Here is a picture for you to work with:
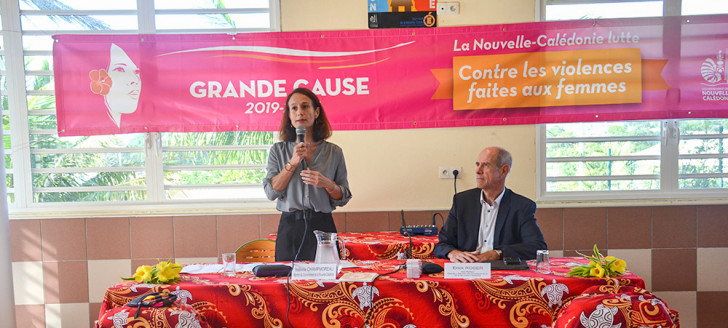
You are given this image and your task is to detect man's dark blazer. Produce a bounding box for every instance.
[433,187,547,260]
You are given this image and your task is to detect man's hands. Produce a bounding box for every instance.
[447,249,501,263]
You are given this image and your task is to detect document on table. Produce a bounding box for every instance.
[181,263,250,274]
[181,261,360,274]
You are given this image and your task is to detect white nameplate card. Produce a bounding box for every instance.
[291,263,338,280]
[444,263,491,279]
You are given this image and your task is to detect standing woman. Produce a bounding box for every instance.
[263,87,352,261]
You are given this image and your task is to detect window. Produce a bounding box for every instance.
[540,0,728,200]
[545,0,663,20]
[543,121,661,193]
[0,0,280,211]
[678,120,728,189]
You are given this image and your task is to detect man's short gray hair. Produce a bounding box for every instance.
[495,147,512,168]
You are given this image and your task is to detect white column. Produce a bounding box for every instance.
[0,88,17,326]
[1,0,24,323]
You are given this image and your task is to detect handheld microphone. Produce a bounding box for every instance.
[296,126,306,143]
[295,125,307,168]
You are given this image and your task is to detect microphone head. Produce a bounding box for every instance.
[295,126,306,142]
[295,126,306,136]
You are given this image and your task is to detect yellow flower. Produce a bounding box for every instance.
[123,259,182,284]
[568,245,628,278]
[155,260,182,283]
[132,265,153,282]
[589,263,605,278]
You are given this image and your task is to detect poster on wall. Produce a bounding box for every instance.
[53,15,728,136]
[368,0,437,29]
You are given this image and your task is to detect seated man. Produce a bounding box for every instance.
[434,146,547,262]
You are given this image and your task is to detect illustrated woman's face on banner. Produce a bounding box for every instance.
[104,43,141,126]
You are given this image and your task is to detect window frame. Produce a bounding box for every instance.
[1,0,282,216]
[537,0,728,202]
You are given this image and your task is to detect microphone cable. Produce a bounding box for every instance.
[432,212,445,227]
[453,169,459,194]
[360,265,404,328]
[400,210,414,258]
[285,210,308,328]
[285,145,311,328]
[407,230,414,259]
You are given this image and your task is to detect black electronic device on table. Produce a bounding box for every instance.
[488,257,529,270]
[399,210,439,236]
[399,225,438,236]
[253,264,292,277]
[421,261,444,274]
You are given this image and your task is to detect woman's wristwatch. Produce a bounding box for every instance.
[494,249,503,260]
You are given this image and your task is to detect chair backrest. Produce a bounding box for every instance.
[235,239,276,262]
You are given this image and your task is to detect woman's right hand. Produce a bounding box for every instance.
[288,142,307,167]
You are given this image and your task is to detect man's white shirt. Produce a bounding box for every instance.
[476,188,505,253]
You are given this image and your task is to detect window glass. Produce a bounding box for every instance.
[682,0,728,15]
[28,132,147,203]
[29,134,145,149]
[542,0,728,199]
[0,0,279,208]
[545,121,661,192]
[19,0,137,11]
[546,1,662,20]
[21,15,137,31]
[161,131,274,201]
[34,188,147,203]
[678,119,728,189]
[155,13,269,30]
[155,0,269,10]
[25,76,53,91]
[26,94,55,111]
[22,36,54,51]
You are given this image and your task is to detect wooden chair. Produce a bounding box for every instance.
[235,239,276,262]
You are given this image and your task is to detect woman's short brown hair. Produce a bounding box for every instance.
[278,87,332,142]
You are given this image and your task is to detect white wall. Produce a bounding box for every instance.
[280,0,539,211]
[330,125,537,211]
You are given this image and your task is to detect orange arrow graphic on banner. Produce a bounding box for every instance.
[431,59,669,100]
[641,59,668,91]
[430,68,453,100]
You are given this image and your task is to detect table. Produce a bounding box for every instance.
[99,258,649,328]
[269,231,439,260]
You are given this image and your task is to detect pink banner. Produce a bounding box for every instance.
[53,15,728,136]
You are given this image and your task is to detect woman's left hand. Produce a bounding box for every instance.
[300,169,335,190]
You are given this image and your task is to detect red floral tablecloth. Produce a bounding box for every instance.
[268,232,438,260]
[95,300,212,328]
[553,284,679,327]
[99,258,669,328]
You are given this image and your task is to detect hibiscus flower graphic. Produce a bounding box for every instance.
[89,69,112,95]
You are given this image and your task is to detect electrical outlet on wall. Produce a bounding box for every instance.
[439,167,462,179]
[437,1,460,15]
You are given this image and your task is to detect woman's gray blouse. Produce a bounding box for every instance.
[263,140,352,213]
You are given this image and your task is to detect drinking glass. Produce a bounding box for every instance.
[222,253,236,277]
[535,250,551,274]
